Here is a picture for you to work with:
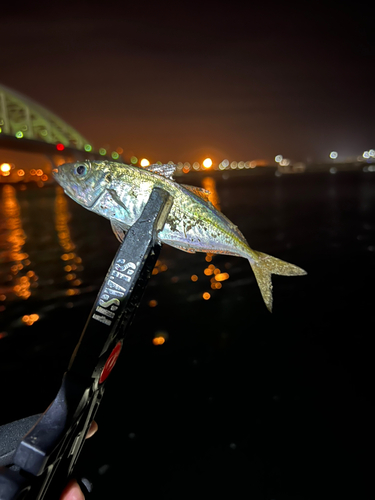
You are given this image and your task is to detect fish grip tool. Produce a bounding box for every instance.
[0,187,173,500]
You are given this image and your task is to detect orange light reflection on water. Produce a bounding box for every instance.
[202,176,221,210]
[152,259,168,275]
[0,184,38,304]
[149,175,231,300]
[152,330,168,345]
[152,337,165,345]
[54,187,83,296]
[22,313,39,326]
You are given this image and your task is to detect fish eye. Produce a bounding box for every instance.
[75,164,87,176]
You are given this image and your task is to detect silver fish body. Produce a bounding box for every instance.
[53,160,306,311]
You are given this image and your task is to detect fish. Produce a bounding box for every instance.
[52,160,306,311]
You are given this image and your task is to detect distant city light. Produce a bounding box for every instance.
[0,163,11,175]
[140,158,150,167]
[99,148,106,155]
[56,143,65,151]
[84,144,92,152]
[280,158,290,166]
[329,151,338,159]
[369,149,375,158]
[363,151,370,159]
[275,154,283,163]
[203,158,212,169]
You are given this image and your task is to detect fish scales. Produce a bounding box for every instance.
[53,160,306,311]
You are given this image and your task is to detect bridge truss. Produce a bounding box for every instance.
[0,84,89,150]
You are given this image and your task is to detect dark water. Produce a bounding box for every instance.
[0,169,373,498]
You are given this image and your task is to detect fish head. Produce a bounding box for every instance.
[52,160,111,208]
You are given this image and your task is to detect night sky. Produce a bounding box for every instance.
[1,0,374,163]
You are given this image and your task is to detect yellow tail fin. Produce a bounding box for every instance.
[249,251,307,312]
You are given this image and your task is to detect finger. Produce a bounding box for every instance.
[59,479,85,500]
[86,420,98,439]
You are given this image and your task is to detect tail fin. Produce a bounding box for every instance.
[249,251,307,312]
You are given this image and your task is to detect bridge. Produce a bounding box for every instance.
[0,83,104,161]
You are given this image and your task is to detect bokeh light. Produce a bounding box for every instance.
[22,314,39,326]
[1,163,11,173]
[203,158,212,168]
[152,330,168,346]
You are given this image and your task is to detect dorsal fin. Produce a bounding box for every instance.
[145,163,176,180]
[181,184,212,203]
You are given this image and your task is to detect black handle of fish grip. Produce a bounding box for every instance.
[0,187,173,500]
[67,186,173,382]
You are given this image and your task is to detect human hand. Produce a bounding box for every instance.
[59,421,98,500]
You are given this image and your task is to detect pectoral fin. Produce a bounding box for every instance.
[111,220,127,242]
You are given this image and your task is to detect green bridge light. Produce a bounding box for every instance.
[99,148,106,156]
[130,156,138,164]
[111,151,119,160]
[84,144,92,152]
[15,131,24,139]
